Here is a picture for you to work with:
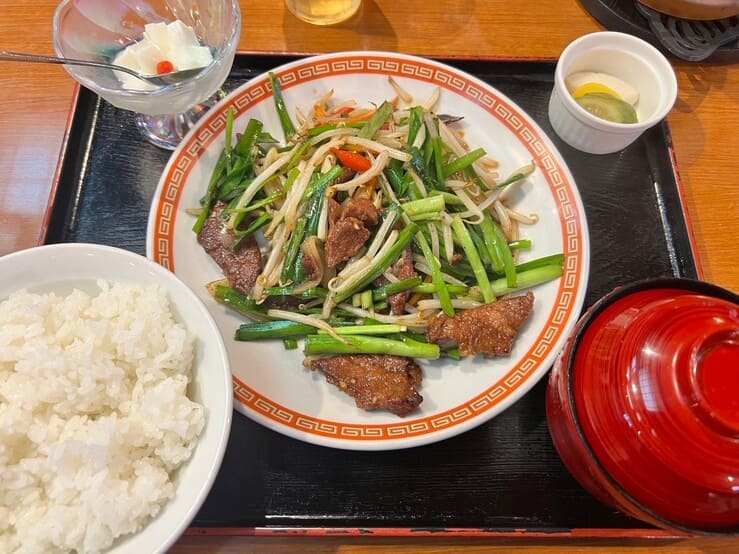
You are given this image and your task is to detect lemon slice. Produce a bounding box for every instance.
[571,82,622,100]
[565,71,639,106]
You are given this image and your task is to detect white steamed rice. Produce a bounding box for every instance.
[0,281,205,553]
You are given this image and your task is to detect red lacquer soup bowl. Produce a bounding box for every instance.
[546,277,739,534]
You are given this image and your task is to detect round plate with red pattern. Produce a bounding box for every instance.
[147,51,589,450]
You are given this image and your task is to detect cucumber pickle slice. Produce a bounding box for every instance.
[574,92,638,124]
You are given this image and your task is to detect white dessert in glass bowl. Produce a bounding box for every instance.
[113,20,214,91]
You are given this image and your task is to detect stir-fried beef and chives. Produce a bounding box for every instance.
[192,72,563,416]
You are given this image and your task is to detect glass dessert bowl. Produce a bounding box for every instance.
[53,0,241,149]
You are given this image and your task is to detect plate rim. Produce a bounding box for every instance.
[146,50,590,450]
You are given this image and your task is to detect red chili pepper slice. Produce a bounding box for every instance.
[156,60,175,75]
[331,148,372,172]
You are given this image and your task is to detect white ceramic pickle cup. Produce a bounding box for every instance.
[548,31,678,154]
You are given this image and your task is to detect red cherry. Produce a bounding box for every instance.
[156,60,175,75]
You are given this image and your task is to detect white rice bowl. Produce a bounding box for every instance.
[0,244,232,553]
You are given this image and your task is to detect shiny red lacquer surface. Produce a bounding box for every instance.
[547,279,739,534]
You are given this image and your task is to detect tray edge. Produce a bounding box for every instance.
[38,83,85,247]
[184,525,687,540]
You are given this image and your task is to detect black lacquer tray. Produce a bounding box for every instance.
[42,54,699,538]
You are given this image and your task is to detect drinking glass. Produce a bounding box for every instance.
[285,0,361,25]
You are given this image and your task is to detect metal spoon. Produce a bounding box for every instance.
[0,50,206,87]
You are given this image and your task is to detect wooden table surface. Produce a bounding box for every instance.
[1,1,736,552]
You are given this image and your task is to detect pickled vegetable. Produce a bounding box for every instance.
[575,92,638,124]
